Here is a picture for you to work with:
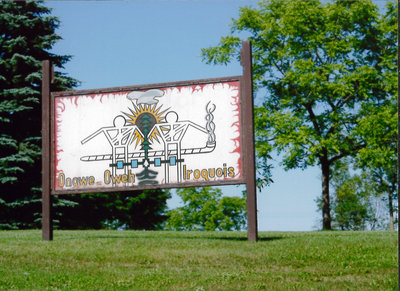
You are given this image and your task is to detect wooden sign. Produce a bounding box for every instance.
[53,80,243,193]
[42,40,257,241]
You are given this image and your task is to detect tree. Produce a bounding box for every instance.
[57,190,171,230]
[324,161,376,230]
[355,102,397,230]
[354,1,398,231]
[0,1,78,229]
[166,187,246,231]
[322,159,396,231]
[201,0,396,229]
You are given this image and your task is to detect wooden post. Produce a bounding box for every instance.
[241,40,258,242]
[42,60,53,240]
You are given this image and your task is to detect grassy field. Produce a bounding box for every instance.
[0,230,397,290]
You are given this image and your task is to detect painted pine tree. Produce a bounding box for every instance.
[0,1,78,229]
[136,113,158,185]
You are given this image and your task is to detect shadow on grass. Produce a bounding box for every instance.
[54,231,284,243]
[208,236,284,242]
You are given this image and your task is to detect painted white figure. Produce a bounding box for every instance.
[150,111,207,183]
[81,115,138,176]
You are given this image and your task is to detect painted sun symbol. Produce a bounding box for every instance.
[124,103,168,148]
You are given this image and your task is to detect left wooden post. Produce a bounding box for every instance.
[42,60,53,240]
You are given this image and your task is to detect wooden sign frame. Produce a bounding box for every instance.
[42,40,257,241]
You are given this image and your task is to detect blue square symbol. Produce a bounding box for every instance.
[155,158,161,167]
[170,156,176,166]
[117,160,124,169]
[131,160,138,168]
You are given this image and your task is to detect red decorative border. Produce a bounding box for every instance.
[51,76,245,194]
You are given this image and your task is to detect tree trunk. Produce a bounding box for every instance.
[321,157,331,230]
[388,189,394,231]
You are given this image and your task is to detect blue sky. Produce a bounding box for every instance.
[46,0,323,231]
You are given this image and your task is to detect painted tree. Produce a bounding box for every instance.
[0,0,78,228]
[201,0,396,229]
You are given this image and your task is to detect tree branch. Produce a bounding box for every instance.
[304,103,322,136]
[329,143,366,164]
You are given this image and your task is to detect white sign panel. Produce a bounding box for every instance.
[54,81,242,191]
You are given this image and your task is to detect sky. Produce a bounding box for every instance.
[46,0,324,231]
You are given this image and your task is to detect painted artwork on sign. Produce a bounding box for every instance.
[54,81,241,191]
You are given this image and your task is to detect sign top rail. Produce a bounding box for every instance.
[52,75,242,98]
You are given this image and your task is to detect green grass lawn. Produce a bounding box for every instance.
[0,230,397,290]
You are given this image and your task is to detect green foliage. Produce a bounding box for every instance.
[353,2,398,230]
[166,187,246,231]
[317,159,396,231]
[201,0,397,229]
[355,99,397,230]
[333,187,369,231]
[356,0,398,170]
[0,0,79,229]
[57,190,171,230]
[329,163,376,230]
[110,189,172,230]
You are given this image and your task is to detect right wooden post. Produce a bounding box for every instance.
[241,40,258,242]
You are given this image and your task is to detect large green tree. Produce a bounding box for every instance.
[201,0,397,229]
[0,0,78,229]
